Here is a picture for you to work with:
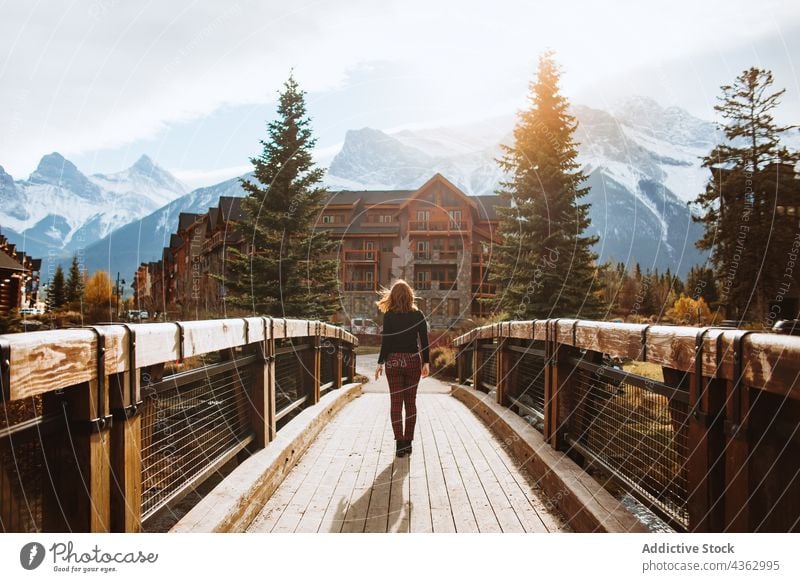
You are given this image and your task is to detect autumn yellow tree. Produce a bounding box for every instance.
[83,270,115,323]
[668,294,713,325]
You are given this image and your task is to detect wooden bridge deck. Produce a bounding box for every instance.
[246,361,570,533]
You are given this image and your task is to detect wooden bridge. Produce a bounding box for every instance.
[1,317,798,533]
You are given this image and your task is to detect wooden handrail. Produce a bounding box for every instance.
[452,319,800,398]
[0,317,358,402]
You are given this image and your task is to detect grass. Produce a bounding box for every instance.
[355,346,380,355]
[623,361,664,382]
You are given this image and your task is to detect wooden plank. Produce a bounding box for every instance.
[434,396,523,532]
[181,319,247,358]
[364,422,396,532]
[441,395,554,532]
[293,403,366,532]
[574,321,645,360]
[341,397,389,532]
[508,320,534,339]
[3,327,127,400]
[407,404,433,532]
[417,397,455,532]
[318,398,384,532]
[247,402,355,532]
[427,395,479,532]
[386,455,411,533]
[131,323,180,368]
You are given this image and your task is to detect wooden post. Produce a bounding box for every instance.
[109,325,142,533]
[43,377,112,532]
[471,339,480,390]
[723,332,754,532]
[250,318,276,448]
[496,336,511,407]
[333,337,343,390]
[305,324,321,405]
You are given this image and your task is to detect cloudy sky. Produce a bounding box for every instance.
[2,0,799,188]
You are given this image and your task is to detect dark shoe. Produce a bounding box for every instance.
[399,439,412,456]
[405,440,413,456]
[396,440,407,457]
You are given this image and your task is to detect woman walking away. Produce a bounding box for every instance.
[374,280,430,458]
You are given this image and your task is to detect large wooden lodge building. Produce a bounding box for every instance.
[135,174,506,327]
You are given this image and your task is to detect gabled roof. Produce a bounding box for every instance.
[472,194,506,221]
[396,173,477,212]
[0,252,25,272]
[178,212,200,232]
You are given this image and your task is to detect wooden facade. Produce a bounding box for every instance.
[315,174,506,327]
[135,175,506,325]
[0,230,41,315]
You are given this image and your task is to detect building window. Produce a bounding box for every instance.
[379,215,393,223]
[447,298,460,317]
[416,210,430,222]
[448,209,462,228]
[322,214,335,223]
[430,298,442,316]
[787,206,797,217]
[777,206,785,215]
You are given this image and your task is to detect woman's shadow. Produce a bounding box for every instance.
[329,456,411,532]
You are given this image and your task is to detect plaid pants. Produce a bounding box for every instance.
[384,352,421,441]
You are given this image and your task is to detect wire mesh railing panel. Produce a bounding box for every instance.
[478,343,497,390]
[509,344,546,419]
[320,342,337,391]
[1,397,66,532]
[275,345,306,413]
[140,361,255,520]
[567,361,690,529]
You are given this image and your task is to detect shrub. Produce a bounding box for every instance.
[430,346,456,379]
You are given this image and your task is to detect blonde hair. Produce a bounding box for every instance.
[375,279,419,314]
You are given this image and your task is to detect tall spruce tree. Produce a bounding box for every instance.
[50,266,67,309]
[223,75,339,319]
[693,67,798,321]
[65,254,84,305]
[489,52,604,319]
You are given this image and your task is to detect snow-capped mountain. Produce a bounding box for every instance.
[79,174,249,281]
[0,153,188,260]
[325,97,716,274]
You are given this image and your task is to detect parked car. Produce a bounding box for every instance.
[349,318,380,335]
[19,307,37,316]
[139,311,149,320]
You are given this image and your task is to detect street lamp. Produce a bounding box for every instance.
[115,272,126,319]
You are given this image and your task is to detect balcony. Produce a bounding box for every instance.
[472,282,497,295]
[414,249,461,262]
[344,250,379,262]
[409,220,470,233]
[414,280,458,292]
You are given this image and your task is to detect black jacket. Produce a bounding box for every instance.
[377,309,431,364]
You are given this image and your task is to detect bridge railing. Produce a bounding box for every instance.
[0,317,358,533]
[452,320,800,532]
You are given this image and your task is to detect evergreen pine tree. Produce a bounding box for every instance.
[693,67,798,321]
[50,266,67,309]
[65,254,84,305]
[489,52,604,319]
[223,75,339,319]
